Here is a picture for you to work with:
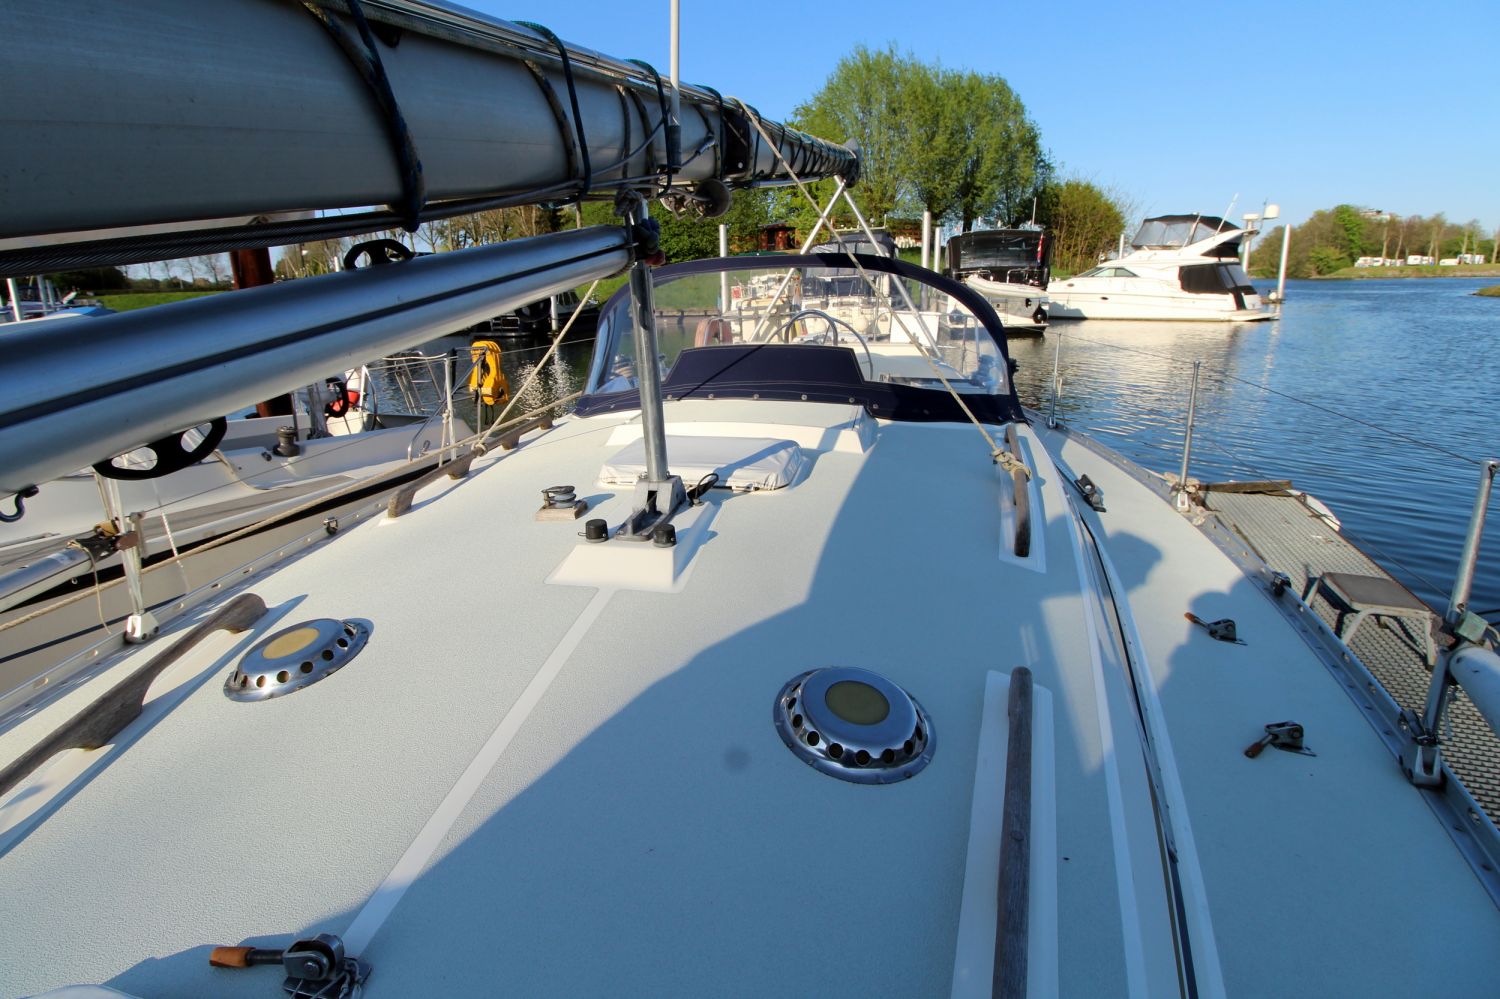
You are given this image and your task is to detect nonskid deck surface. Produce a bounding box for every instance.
[3,401,1496,997]
[1203,487,1500,824]
[1,402,1165,997]
[1037,423,1499,998]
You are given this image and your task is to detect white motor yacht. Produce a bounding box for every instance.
[1049,215,1274,322]
[947,228,1052,333]
[0,5,1497,999]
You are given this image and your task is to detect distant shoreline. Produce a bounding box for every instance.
[1308,263,1500,281]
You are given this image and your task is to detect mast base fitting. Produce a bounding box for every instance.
[617,475,686,542]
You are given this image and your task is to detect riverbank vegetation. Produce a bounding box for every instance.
[1249,206,1498,279]
[784,46,1129,274]
[98,291,221,311]
[1324,263,1500,280]
[1476,285,1500,297]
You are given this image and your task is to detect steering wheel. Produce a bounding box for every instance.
[776,309,875,379]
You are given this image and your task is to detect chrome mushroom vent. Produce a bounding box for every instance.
[225,619,370,702]
[774,667,933,783]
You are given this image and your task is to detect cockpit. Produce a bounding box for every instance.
[577,253,1023,426]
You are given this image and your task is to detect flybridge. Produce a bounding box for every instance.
[0,0,858,275]
[1130,215,1241,249]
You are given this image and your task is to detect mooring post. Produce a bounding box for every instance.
[1275,223,1291,304]
[1046,332,1063,429]
[1175,360,1201,512]
[719,223,730,316]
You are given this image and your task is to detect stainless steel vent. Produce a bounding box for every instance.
[225,619,370,702]
[774,667,933,783]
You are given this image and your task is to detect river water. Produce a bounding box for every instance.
[496,276,1499,618]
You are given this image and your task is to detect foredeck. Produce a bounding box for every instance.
[4,401,1496,998]
[0,402,1165,997]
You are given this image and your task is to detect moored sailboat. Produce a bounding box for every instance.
[0,4,1497,998]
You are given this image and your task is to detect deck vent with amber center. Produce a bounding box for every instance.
[224,619,370,702]
[774,667,933,783]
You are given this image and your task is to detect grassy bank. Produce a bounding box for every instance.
[1317,263,1500,280]
[98,291,223,311]
[1475,285,1500,297]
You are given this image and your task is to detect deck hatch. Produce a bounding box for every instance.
[774,667,933,783]
[224,618,370,701]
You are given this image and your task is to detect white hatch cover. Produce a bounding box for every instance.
[599,436,807,491]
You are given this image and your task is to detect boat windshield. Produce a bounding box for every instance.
[948,230,1045,274]
[578,254,1022,425]
[1131,215,1237,248]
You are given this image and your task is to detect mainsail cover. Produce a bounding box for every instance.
[0,0,859,274]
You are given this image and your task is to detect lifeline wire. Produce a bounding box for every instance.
[476,280,603,445]
[1050,329,1486,469]
[1185,428,1456,601]
[69,328,600,527]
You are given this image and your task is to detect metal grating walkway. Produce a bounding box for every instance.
[1204,487,1500,823]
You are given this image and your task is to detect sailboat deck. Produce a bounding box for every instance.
[2,402,1496,997]
[1036,422,1499,997]
[1,402,1160,997]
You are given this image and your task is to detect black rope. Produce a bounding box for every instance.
[695,83,727,181]
[621,87,659,185]
[301,1,426,231]
[520,61,580,186]
[626,59,674,194]
[517,21,592,201]
[612,86,632,185]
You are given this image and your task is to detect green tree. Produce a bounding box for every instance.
[793,45,908,223]
[791,47,1048,233]
[47,266,130,293]
[944,70,1049,230]
[1330,204,1365,263]
[1307,245,1350,275]
[1036,179,1126,275]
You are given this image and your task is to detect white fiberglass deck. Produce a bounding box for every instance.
[0,400,1494,997]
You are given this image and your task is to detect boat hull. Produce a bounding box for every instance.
[963,276,1049,333]
[1048,288,1276,322]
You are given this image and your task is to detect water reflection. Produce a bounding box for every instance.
[1008,278,1500,612]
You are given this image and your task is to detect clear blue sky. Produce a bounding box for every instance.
[462,0,1499,233]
